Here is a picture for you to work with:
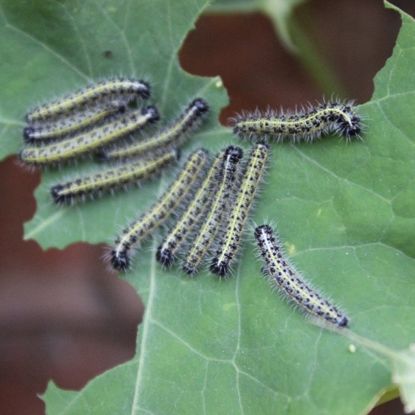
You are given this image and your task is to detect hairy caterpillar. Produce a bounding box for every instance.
[111,148,210,271]
[51,148,178,205]
[25,78,150,123]
[97,98,209,161]
[23,105,124,144]
[156,146,228,267]
[254,224,349,328]
[210,143,269,277]
[182,145,243,276]
[232,99,361,142]
[20,106,159,167]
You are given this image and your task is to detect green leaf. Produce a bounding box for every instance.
[1,0,415,414]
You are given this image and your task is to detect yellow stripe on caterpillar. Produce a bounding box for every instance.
[51,148,177,205]
[156,145,228,267]
[98,98,209,161]
[20,106,159,167]
[232,99,362,142]
[111,148,210,271]
[254,224,349,328]
[26,78,150,123]
[182,145,243,276]
[210,143,269,277]
[23,106,122,143]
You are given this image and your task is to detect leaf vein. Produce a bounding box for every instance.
[291,146,391,204]
[0,7,89,82]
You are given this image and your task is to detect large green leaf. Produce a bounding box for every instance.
[1,0,415,414]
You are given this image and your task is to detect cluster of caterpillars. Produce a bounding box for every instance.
[22,82,358,328]
[20,78,209,203]
[110,144,268,280]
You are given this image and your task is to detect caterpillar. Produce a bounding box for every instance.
[232,99,362,142]
[20,106,159,167]
[254,224,349,328]
[51,148,178,205]
[210,143,269,277]
[23,105,124,144]
[97,98,209,161]
[156,146,227,267]
[182,145,243,276]
[110,148,210,271]
[25,78,150,123]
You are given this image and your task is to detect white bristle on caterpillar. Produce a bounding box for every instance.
[210,143,269,277]
[23,105,124,144]
[232,99,362,143]
[156,145,232,268]
[182,145,244,276]
[97,98,209,161]
[25,78,150,123]
[20,106,159,167]
[110,148,210,272]
[254,224,349,328]
[51,148,178,205]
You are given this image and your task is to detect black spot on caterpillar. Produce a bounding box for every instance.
[25,78,150,123]
[51,148,178,205]
[182,145,244,276]
[20,106,159,167]
[97,98,209,161]
[23,105,125,144]
[254,224,349,328]
[232,99,362,142]
[110,148,210,271]
[156,145,237,268]
[210,143,269,277]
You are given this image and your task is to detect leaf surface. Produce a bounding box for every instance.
[1,0,415,414]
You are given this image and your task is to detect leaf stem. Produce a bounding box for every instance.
[207,0,259,13]
[341,329,402,361]
[288,13,347,96]
[207,0,347,95]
